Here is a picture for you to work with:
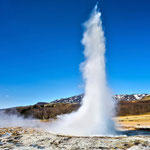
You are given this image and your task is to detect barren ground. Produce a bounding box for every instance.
[0,127,150,150]
[0,114,150,150]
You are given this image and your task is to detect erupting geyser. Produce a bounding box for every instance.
[49,5,115,136]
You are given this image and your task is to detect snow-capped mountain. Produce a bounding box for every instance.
[51,94,150,104]
[114,94,149,101]
[52,94,84,104]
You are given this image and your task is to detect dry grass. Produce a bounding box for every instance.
[116,113,150,130]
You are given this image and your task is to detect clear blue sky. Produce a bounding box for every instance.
[0,0,150,108]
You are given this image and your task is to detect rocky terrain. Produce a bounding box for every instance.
[0,127,150,150]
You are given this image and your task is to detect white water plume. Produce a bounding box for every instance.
[48,5,116,136]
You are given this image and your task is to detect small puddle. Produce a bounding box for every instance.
[1,132,11,138]
[30,144,45,149]
[0,141,3,146]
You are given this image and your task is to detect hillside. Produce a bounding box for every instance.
[1,94,150,120]
[1,103,80,120]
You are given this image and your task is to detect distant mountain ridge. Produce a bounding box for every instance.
[114,94,149,101]
[50,93,150,104]
[51,94,84,104]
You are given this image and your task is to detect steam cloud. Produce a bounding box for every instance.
[48,5,115,136]
[0,111,42,128]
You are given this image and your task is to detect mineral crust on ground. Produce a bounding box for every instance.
[0,127,150,150]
